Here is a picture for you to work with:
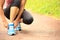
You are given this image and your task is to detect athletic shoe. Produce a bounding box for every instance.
[8,23,16,36]
[15,23,21,31]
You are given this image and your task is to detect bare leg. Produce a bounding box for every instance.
[10,7,19,22]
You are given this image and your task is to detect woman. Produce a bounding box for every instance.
[0,0,33,36]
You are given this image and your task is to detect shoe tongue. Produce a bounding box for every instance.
[8,23,14,30]
[8,23,14,26]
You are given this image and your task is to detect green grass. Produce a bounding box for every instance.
[25,0,60,19]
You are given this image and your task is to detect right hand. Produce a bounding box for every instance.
[2,17,10,28]
[3,19,8,28]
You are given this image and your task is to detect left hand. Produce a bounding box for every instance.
[13,20,19,28]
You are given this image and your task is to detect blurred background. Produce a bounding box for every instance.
[25,0,60,19]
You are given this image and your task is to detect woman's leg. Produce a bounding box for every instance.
[10,0,20,22]
[20,10,33,24]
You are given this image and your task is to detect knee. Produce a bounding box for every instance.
[11,0,21,9]
[23,17,33,25]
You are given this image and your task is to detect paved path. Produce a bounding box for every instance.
[0,13,60,40]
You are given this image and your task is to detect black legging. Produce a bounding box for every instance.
[4,8,33,24]
[4,0,33,24]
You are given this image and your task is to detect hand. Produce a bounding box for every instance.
[2,17,10,28]
[13,20,19,28]
[3,19,8,28]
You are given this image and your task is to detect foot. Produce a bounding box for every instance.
[8,23,16,36]
[15,23,21,31]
